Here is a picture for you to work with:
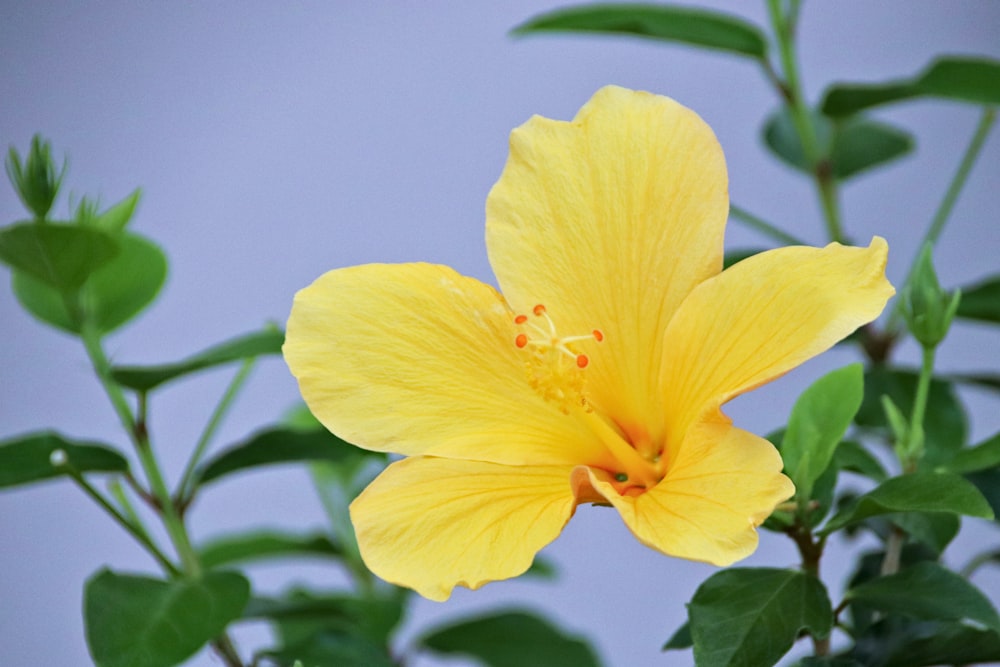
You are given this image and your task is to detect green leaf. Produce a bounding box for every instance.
[196,426,380,487]
[967,469,1000,521]
[782,364,863,500]
[833,440,888,482]
[512,3,768,59]
[111,328,284,391]
[956,274,1000,324]
[13,232,167,334]
[891,511,960,555]
[198,531,344,569]
[418,610,602,667]
[947,371,1000,393]
[662,621,692,651]
[763,109,913,180]
[819,472,993,535]
[84,569,250,667]
[93,189,142,232]
[6,135,66,219]
[846,562,1000,632]
[0,431,128,489]
[879,622,1000,667]
[856,367,967,467]
[245,591,405,647]
[822,57,1000,116]
[0,222,119,291]
[943,432,1000,474]
[259,632,396,667]
[723,248,766,269]
[688,568,831,667]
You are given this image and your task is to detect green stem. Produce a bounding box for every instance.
[960,549,1000,579]
[729,204,807,245]
[311,465,376,597]
[178,358,257,502]
[888,108,996,332]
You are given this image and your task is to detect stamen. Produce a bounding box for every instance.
[576,354,589,368]
[533,304,546,316]
[514,314,528,325]
[515,333,528,348]
[593,329,604,342]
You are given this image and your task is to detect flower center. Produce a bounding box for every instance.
[513,304,604,414]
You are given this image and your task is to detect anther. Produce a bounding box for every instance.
[576,354,589,368]
[514,314,528,324]
[533,304,546,316]
[515,333,528,348]
[593,329,604,342]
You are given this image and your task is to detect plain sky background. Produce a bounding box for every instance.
[2,2,999,666]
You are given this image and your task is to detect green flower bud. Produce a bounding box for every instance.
[903,244,961,348]
[5,135,66,220]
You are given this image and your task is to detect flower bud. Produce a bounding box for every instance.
[903,245,961,348]
[5,135,66,220]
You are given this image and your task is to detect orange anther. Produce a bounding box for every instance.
[533,304,546,316]
[514,314,528,324]
[592,329,604,342]
[515,334,528,348]
[576,354,589,368]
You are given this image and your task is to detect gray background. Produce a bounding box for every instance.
[1,2,998,665]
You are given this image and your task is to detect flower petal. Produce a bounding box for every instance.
[486,85,729,442]
[576,423,793,566]
[351,457,577,601]
[284,262,612,467]
[660,238,893,454]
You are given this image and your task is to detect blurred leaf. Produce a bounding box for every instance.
[198,531,344,569]
[856,367,967,467]
[878,622,1000,667]
[93,189,141,232]
[688,568,831,667]
[6,135,65,219]
[196,426,378,487]
[111,328,283,391]
[662,621,692,651]
[0,431,128,489]
[723,248,766,269]
[846,562,1000,632]
[943,432,1000,474]
[763,108,913,180]
[512,3,767,58]
[823,57,1000,116]
[258,632,396,667]
[966,469,1000,521]
[845,545,938,635]
[0,222,118,291]
[13,232,167,334]
[947,372,1000,392]
[956,274,1000,324]
[84,568,249,667]
[820,472,993,535]
[794,658,865,667]
[891,511,960,555]
[834,440,888,482]
[245,591,404,647]
[419,610,602,667]
[525,555,558,580]
[782,364,863,500]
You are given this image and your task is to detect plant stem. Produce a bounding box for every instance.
[729,204,807,245]
[785,519,829,655]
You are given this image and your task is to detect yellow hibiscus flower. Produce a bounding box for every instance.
[284,85,894,601]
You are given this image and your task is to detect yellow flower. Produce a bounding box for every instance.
[284,86,894,601]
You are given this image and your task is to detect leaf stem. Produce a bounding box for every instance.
[729,204,807,245]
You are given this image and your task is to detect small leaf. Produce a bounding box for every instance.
[196,426,380,487]
[662,621,692,651]
[956,274,1000,324]
[512,3,768,58]
[943,432,1000,474]
[834,440,888,482]
[245,591,405,646]
[111,328,283,391]
[84,569,249,667]
[723,248,766,269]
[259,632,396,667]
[819,472,993,535]
[688,568,832,667]
[782,364,863,500]
[198,531,344,569]
[418,610,602,667]
[0,431,128,488]
[822,56,1000,116]
[879,622,1000,667]
[967,469,1000,521]
[93,189,142,232]
[13,232,167,334]
[0,222,119,291]
[846,562,1000,632]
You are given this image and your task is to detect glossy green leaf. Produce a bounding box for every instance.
[512,3,767,58]
[13,232,167,334]
[823,57,1000,116]
[111,328,283,391]
[84,569,249,667]
[689,568,831,667]
[418,610,602,667]
[856,367,967,467]
[782,364,863,500]
[956,274,1000,324]
[944,432,1000,474]
[0,431,128,489]
[198,531,344,569]
[196,426,378,487]
[662,621,692,651]
[847,562,1000,632]
[834,440,888,482]
[820,472,993,535]
[763,109,913,180]
[0,222,118,291]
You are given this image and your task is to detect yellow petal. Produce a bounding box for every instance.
[660,238,894,454]
[284,262,613,467]
[486,85,729,443]
[351,457,577,601]
[576,423,793,566]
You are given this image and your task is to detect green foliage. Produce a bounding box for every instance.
[198,531,344,569]
[662,621,691,650]
[84,569,250,667]
[110,328,284,391]
[956,273,1000,324]
[822,57,1000,116]
[0,431,128,488]
[418,610,603,667]
[833,440,888,482]
[901,245,961,348]
[0,222,119,292]
[512,3,768,58]
[687,568,831,667]
[944,431,1000,474]
[6,135,65,219]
